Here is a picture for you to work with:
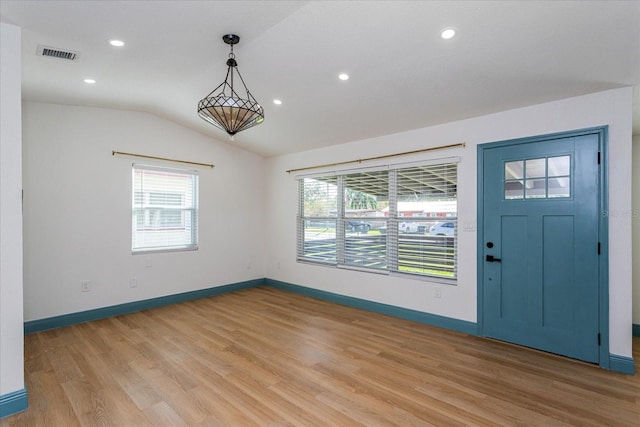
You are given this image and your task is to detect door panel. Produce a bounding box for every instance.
[482,134,600,363]
[500,215,528,323]
[542,215,574,330]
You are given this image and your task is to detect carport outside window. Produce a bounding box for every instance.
[297,160,458,281]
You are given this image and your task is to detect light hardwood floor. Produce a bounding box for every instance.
[2,286,639,426]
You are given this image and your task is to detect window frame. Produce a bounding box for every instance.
[297,158,458,283]
[131,164,199,254]
[504,155,572,200]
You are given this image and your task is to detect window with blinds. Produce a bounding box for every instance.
[297,159,458,281]
[132,164,198,253]
[297,176,338,264]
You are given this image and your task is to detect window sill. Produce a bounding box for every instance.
[132,246,198,255]
[296,259,457,285]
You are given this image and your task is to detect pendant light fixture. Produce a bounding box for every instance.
[197,34,264,138]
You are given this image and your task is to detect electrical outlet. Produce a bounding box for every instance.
[80,280,91,292]
[129,278,138,288]
[434,286,442,299]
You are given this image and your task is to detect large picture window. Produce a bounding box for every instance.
[132,164,198,253]
[297,159,458,280]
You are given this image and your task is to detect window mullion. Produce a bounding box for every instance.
[336,175,345,265]
[296,179,304,260]
[387,169,398,272]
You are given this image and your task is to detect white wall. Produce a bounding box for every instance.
[0,23,25,396]
[265,87,634,358]
[19,88,636,359]
[22,102,265,321]
[633,135,640,327]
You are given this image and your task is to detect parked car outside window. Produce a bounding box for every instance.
[347,221,371,232]
[399,222,426,233]
[429,221,455,236]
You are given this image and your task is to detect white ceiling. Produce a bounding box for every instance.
[2,1,639,157]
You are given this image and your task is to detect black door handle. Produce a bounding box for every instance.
[486,255,502,263]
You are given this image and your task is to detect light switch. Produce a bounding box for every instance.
[463,221,476,232]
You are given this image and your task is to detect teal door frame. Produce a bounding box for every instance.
[477,126,609,369]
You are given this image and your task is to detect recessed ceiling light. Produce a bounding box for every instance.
[273,99,282,105]
[441,28,456,39]
[83,78,96,84]
[338,73,349,81]
[109,40,125,47]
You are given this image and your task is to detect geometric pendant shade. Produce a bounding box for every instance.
[197,34,264,137]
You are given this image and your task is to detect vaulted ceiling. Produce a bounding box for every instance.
[2,1,639,157]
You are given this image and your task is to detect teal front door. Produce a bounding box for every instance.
[480,132,601,363]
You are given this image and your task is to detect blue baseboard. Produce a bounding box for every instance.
[264,278,478,336]
[21,277,635,375]
[609,354,635,375]
[24,279,264,334]
[0,388,28,419]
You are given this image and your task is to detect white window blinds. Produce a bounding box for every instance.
[132,164,198,253]
[297,176,338,264]
[297,159,458,280]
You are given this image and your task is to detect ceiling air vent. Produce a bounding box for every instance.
[36,45,80,61]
